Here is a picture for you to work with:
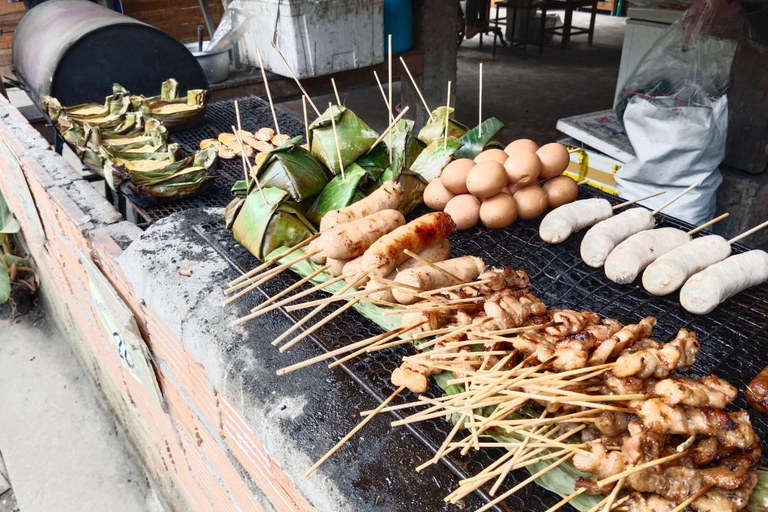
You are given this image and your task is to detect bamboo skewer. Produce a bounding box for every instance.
[284,285,393,311]
[612,190,666,210]
[225,247,320,298]
[688,212,729,235]
[271,42,321,116]
[478,63,483,137]
[365,107,410,155]
[328,323,424,369]
[416,279,492,297]
[279,297,361,352]
[229,233,319,287]
[443,81,452,150]
[302,96,310,146]
[371,276,422,293]
[233,103,249,188]
[596,451,688,486]
[373,71,397,129]
[729,218,768,244]
[483,322,561,337]
[304,386,406,477]
[670,483,714,512]
[651,182,699,215]
[542,487,586,512]
[399,56,434,121]
[403,249,463,283]
[231,123,267,203]
[257,49,281,138]
[329,102,346,180]
[387,34,393,164]
[331,78,342,107]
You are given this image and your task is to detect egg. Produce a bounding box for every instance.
[444,194,481,230]
[543,175,579,208]
[466,160,508,199]
[440,158,474,194]
[480,194,518,229]
[504,139,539,156]
[513,185,549,220]
[536,143,571,179]
[507,183,521,196]
[504,152,542,187]
[423,179,455,210]
[474,148,509,165]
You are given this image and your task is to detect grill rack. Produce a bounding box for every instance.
[197,193,768,511]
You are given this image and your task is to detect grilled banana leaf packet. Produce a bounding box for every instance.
[417,106,471,145]
[308,104,378,175]
[251,136,329,202]
[136,78,207,131]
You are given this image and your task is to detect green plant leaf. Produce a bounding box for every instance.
[254,136,329,202]
[3,254,26,267]
[417,107,471,145]
[409,139,463,183]
[454,117,505,159]
[0,192,20,234]
[749,470,768,512]
[0,265,9,304]
[306,163,368,225]
[309,105,379,174]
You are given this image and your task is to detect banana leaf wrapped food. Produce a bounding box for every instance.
[137,78,207,131]
[41,84,132,128]
[417,106,471,145]
[308,104,378,174]
[252,136,329,202]
[226,186,316,261]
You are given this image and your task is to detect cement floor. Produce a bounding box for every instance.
[282,11,626,145]
[0,314,163,512]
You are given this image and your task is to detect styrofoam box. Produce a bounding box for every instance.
[237,0,385,79]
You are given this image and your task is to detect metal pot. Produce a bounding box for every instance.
[185,42,230,84]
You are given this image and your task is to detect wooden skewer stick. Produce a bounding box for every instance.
[329,102,346,180]
[651,182,699,215]
[399,56,434,121]
[225,246,319,295]
[234,271,355,326]
[302,96,310,146]
[271,42,321,116]
[285,285,392,311]
[601,475,627,512]
[688,212,729,235]
[542,487,586,512]
[370,275,422,293]
[233,103,249,187]
[483,322,561,337]
[231,124,268,203]
[304,386,406,477]
[403,249,463,283]
[417,279,492,297]
[478,62,483,137]
[373,70,397,129]
[273,270,371,348]
[365,106,410,155]
[612,190,666,210]
[729,218,768,244]
[256,49,281,138]
[277,326,409,375]
[280,297,361,352]
[229,234,320,287]
[331,78,342,107]
[597,450,688,486]
[223,249,321,306]
[670,483,714,512]
[328,323,424,369]
[387,34,393,164]
[443,80,452,150]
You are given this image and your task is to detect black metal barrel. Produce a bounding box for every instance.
[13,0,208,109]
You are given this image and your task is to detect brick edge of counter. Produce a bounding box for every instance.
[0,96,315,512]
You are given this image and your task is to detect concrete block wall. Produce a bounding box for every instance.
[0,96,314,512]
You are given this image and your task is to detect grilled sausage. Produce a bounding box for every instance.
[319,181,405,231]
[364,239,452,303]
[746,364,768,413]
[360,212,457,280]
[604,228,691,284]
[539,198,613,244]
[642,235,731,296]
[679,250,768,315]
[314,209,405,260]
[325,258,348,277]
[392,256,486,304]
[580,208,656,268]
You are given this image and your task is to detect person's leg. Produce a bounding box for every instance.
[465,0,481,38]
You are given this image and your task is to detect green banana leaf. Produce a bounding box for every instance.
[0,190,19,235]
[355,144,390,182]
[101,116,163,149]
[306,163,368,225]
[134,166,214,198]
[309,105,379,174]
[252,136,329,202]
[454,117,505,159]
[121,145,215,185]
[396,173,427,215]
[750,470,768,511]
[231,180,248,198]
[409,139,463,183]
[417,107,471,145]
[231,188,316,261]
[225,197,246,230]
[0,266,8,305]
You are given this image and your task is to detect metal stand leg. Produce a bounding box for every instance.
[561,4,573,48]
[511,6,518,46]
[524,5,531,57]
[539,7,547,54]
[588,0,598,46]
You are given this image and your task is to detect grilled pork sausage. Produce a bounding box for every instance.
[604,228,691,284]
[314,209,405,260]
[319,181,405,231]
[642,235,731,296]
[392,256,487,304]
[539,198,613,244]
[580,208,656,268]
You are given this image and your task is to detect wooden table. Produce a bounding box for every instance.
[542,0,598,48]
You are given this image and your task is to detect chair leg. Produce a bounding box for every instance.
[493,5,500,57]
[561,4,573,49]
[588,0,598,46]
[511,7,518,47]
[539,8,546,54]
[524,7,531,57]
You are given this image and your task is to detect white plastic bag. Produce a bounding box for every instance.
[615,95,727,225]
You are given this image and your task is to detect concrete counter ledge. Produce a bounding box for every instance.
[0,95,482,512]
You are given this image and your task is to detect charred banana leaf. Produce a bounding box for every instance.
[252,136,329,202]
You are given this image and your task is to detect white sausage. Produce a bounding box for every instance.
[604,228,691,284]
[539,198,613,244]
[392,256,486,304]
[679,250,768,315]
[325,258,348,277]
[319,181,404,231]
[315,209,405,260]
[580,208,656,268]
[642,235,731,296]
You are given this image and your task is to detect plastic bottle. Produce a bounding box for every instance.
[384,0,412,53]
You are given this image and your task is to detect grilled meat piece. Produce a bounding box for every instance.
[745,363,768,413]
[653,375,737,409]
[589,316,656,365]
[613,328,699,379]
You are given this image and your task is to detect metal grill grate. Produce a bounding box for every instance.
[131,95,306,223]
[196,191,768,511]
